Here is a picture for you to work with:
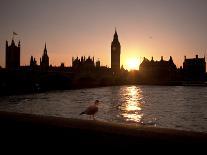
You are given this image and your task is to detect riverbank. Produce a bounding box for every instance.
[1,68,206,96]
[1,81,207,97]
[0,111,206,146]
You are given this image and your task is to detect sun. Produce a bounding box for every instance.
[126,58,139,70]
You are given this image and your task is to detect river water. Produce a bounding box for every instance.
[0,85,207,132]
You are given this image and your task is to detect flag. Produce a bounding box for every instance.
[13,32,18,35]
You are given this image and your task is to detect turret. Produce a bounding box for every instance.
[11,39,15,46]
[6,39,20,69]
[30,56,34,63]
[6,40,8,48]
[151,56,154,62]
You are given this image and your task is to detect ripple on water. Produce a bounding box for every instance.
[0,85,207,133]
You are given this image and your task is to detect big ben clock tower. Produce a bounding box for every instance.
[111,28,121,73]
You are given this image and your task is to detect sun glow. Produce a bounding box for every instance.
[126,58,139,70]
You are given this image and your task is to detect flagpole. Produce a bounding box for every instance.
[12,32,19,41]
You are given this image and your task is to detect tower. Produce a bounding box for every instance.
[111,28,121,73]
[30,56,37,67]
[40,43,49,71]
[5,40,20,69]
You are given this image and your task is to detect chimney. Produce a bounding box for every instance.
[196,55,198,59]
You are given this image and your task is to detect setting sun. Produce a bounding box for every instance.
[126,58,139,70]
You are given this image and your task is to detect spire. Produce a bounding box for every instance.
[169,56,173,62]
[44,42,47,50]
[44,42,47,55]
[114,28,118,40]
[30,56,34,64]
[115,27,117,35]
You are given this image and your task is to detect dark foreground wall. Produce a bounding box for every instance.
[0,111,206,148]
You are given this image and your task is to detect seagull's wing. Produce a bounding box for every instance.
[84,105,98,115]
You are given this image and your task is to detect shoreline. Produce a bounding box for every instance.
[1,82,207,97]
[0,111,206,145]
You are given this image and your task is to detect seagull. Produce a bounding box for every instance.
[80,100,100,120]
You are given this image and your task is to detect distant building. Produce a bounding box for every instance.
[30,56,37,68]
[96,60,100,68]
[72,56,95,72]
[60,63,65,68]
[6,40,20,69]
[111,29,121,73]
[40,43,49,71]
[139,56,177,82]
[183,55,206,81]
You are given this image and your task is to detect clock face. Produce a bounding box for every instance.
[112,46,116,50]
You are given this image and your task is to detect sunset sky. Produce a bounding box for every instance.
[0,0,207,70]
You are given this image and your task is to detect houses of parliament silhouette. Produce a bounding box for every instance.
[0,29,207,95]
[4,30,121,74]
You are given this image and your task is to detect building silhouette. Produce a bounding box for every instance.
[40,43,49,71]
[96,59,100,68]
[30,56,37,68]
[2,32,207,95]
[139,56,177,82]
[183,55,206,81]
[111,29,121,73]
[72,56,95,72]
[5,40,20,69]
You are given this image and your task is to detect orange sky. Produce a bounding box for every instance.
[0,0,207,70]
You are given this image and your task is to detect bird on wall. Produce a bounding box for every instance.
[80,100,100,120]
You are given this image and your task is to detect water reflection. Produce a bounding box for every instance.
[0,86,207,132]
[119,86,144,123]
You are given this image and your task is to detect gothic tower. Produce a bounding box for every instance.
[111,28,121,73]
[40,43,49,71]
[6,40,20,69]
